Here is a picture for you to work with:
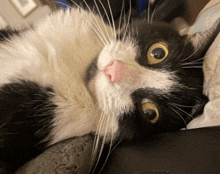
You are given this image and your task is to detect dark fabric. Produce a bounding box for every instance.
[101,126,220,174]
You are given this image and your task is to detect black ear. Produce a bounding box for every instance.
[140,0,187,23]
[186,19,220,58]
[191,94,209,118]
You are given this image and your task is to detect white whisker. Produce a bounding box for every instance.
[169,103,193,119]
[98,138,121,174]
[96,0,115,42]
[181,43,202,62]
[182,66,203,69]
[97,112,115,174]
[106,0,117,39]
[176,43,187,61]
[122,0,132,43]
[150,0,162,23]
[91,110,110,174]
[182,51,218,66]
[91,111,105,162]
[71,0,110,45]
[170,107,187,127]
[118,0,125,32]
[170,103,194,108]
[147,0,150,24]
[182,62,203,67]
[82,0,111,45]
[67,0,107,46]
[181,59,204,66]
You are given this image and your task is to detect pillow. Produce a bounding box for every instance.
[15,135,93,174]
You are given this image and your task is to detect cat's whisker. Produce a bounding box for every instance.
[90,111,104,173]
[98,131,122,174]
[182,62,203,66]
[80,0,111,45]
[118,0,125,34]
[182,59,211,68]
[182,66,203,69]
[106,0,117,40]
[181,57,205,66]
[90,135,101,174]
[176,43,187,61]
[121,6,127,41]
[91,110,110,174]
[122,0,132,43]
[96,113,115,174]
[95,0,115,42]
[181,51,217,66]
[170,107,187,127]
[93,110,105,154]
[181,43,203,62]
[65,0,108,46]
[150,0,162,23]
[147,0,150,24]
[169,103,193,119]
[170,103,195,108]
[69,0,110,45]
[90,105,102,151]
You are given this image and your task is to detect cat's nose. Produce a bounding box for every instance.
[103,60,141,84]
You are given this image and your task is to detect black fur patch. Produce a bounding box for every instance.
[140,0,187,22]
[0,80,56,171]
[0,29,20,42]
[84,57,98,85]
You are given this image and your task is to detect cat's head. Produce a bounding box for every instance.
[85,18,219,142]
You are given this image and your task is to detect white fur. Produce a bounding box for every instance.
[0,8,115,145]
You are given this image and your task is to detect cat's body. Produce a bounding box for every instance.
[0,0,219,171]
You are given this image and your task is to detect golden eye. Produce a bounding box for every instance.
[147,42,169,64]
[141,102,159,124]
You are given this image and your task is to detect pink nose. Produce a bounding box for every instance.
[103,60,141,84]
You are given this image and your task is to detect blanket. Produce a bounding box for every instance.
[187,0,220,129]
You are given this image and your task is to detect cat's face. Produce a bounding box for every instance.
[86,19,210,141]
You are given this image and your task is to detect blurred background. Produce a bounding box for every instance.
[0,0,211,30]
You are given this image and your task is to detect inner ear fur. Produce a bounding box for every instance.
[186,19,220,58]
[191,94,209,119]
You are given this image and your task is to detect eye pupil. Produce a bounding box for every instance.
[145,109,157,121]
[150,48,166,59]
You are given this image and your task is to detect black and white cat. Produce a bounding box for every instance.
[0,0,219,171]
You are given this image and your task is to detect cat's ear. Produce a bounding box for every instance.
[185,19,220,57]
[191,94,209,118]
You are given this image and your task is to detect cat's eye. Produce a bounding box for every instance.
[147,42,169,64]
[141,102,159,124]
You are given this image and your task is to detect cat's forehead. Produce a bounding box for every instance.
[130,20,182,43]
